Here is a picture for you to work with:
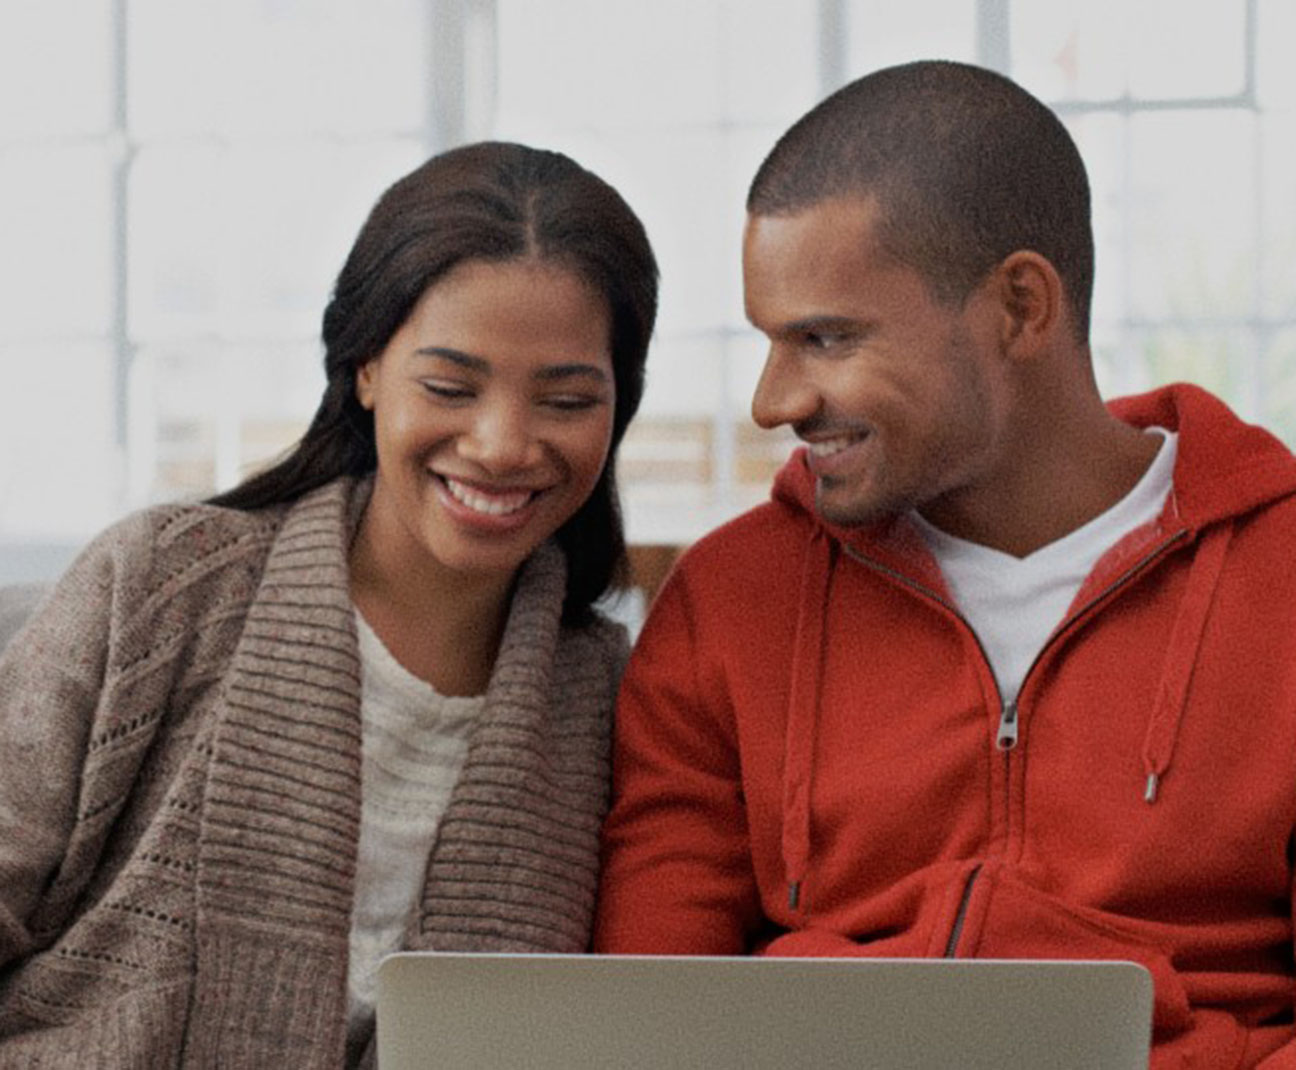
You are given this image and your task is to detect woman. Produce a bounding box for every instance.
[0,142,658,1067]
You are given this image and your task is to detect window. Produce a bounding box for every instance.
[1,0,1293,578]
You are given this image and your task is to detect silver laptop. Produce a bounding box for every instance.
[376,953,1153,1069]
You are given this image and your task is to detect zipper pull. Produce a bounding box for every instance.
[996,700,1018,750]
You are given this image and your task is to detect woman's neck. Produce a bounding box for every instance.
[347,507,514,697]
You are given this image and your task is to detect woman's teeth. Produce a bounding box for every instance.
[443,477,534,516]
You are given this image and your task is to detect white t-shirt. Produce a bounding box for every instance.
[345,613,483,1054]
[911,429,1177,706]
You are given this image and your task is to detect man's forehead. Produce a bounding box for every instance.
[741,196,898,316]
[743,196,892,271]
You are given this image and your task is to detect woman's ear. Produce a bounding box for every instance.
[355,360,378,411]
[995,250,1064,360]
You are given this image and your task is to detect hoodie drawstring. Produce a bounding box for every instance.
[782,531,836,912]
[1141,522,1233,803]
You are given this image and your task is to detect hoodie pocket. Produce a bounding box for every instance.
[959,866,1192,1037]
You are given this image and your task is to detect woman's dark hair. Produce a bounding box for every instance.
[211,142,659,623]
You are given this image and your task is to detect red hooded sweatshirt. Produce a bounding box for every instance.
[596,384,1296,1069]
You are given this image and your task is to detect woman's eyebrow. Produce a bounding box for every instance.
[415,347,609,384]
[532,363,610,383]
[415,346,488,372]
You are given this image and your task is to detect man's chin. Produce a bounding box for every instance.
[813,483,897,530]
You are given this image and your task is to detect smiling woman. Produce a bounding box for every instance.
[353,261,615,654]
[350,257,618,694]
[0,142,658,1068]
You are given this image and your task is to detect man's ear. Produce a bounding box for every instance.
[995,250,1064,360]
[355,360,378,411]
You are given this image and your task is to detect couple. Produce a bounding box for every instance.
[4,61,1296,1069]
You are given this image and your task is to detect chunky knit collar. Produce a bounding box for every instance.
[187,477,577,1065]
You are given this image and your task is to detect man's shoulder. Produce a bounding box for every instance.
[657,499,818,617]
[683,498,814,570]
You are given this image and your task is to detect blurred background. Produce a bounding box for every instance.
[1,0,1294,584]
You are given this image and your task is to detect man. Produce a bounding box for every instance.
[595,61,1296,1068]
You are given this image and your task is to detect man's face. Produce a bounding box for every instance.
[743,196,1012,529]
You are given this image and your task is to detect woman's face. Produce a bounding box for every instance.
[356,257,616,584]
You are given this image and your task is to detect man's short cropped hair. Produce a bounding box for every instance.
[747,60,1094,341]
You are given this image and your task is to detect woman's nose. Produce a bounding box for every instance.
[457,403,543,471]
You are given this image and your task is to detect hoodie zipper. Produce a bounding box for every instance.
[844,528,1191,954]
[991,527,1191,742]
[845,526,1189,753]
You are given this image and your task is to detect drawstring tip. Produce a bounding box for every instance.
[788,882,801,911]
[1144,773,1159,804]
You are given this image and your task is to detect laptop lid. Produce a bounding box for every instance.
[376,953,1153,1069]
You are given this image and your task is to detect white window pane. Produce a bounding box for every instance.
[498,1,726,129]
[1258,0,1296,110]
[718,0,819,127]
[1261,113,1296,319]
[0,344,119,540]
[128,0,428,137]
[1124,0,1246,100]
[846,0,976,75]
[496,0,816,132]
[0,148,114,339]
[1098,328,1263,420]
[132,342,323,503]
[1126,112,1257,321]
[1067,114,1128,330]
[1136,328,1261,417]
[129,140,426,342]
[1012,1,1126,101]
[1013,0,1246,102]
[1264,330,1296,444]
[0,0,114,137]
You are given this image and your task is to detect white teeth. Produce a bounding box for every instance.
[443,477,534,516]
[808,436,858,458]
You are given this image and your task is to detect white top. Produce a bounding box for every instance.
[912,429,1177,706]
[345,612,483,1053]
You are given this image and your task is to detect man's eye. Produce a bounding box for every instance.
[803,328,859,352]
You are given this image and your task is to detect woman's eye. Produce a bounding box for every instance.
[542,395,603,413]
[420,381,475,401]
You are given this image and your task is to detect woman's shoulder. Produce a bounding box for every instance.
[572,606,631,661]
[43,497,291,647]
[554,606,630,701]
[101,496,284,561]
[88,496,285,581]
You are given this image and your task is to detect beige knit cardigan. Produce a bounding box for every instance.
[0,478,627,1068]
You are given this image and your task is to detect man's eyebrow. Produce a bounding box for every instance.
[781,315,860,335]
[414,346,488,372]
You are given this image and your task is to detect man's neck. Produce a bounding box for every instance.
[918,400,1163,559]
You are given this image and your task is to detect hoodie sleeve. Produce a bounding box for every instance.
[594,560,764,954]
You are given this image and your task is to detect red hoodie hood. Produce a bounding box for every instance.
[764,382,1296,912]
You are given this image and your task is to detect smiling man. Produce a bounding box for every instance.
[595,61,1296,1068]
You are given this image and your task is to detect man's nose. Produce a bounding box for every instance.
[751,348,819,430]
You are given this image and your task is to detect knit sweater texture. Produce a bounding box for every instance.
[596,384,1296,1069]
[0,477,626,1068]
